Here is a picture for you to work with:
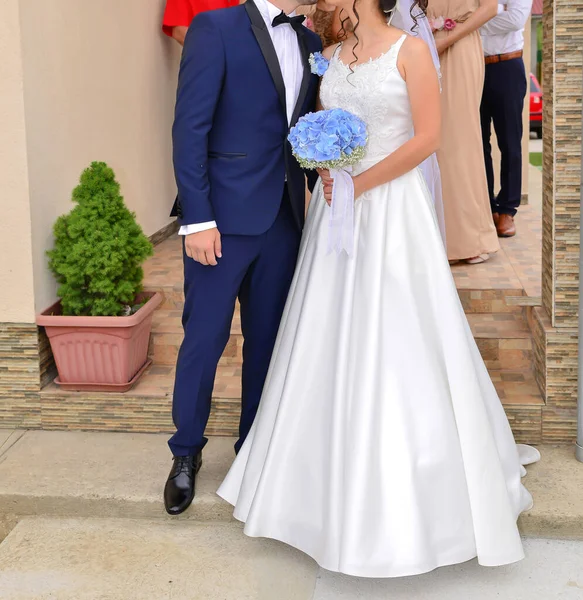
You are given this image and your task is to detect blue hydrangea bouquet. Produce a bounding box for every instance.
[288,108,368,257]
[287,108,368,171]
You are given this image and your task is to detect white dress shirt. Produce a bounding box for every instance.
[179,0,304,236]
[481,0,533,57]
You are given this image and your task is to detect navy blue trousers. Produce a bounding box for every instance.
[169,191,301,457]
[480,57,527,217]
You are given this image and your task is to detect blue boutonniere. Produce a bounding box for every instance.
[309,52,329,76]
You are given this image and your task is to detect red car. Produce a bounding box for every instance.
[530,73,543,139]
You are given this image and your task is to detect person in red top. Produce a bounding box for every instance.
[162,0,241,45]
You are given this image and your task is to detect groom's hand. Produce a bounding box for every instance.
[185,228,222,266]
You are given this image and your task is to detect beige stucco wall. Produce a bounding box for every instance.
[0,0,36,323]
[18,0,181,312]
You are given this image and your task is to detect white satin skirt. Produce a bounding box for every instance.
[218,168,539,578]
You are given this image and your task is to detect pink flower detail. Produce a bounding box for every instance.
[305,17,314,31]
[429,16,445,31]
[443,18,457,30]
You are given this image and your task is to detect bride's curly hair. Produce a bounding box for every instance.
[338,0,428,77]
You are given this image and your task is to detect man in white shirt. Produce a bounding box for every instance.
[480,0,532,237]
[165,0,321,516]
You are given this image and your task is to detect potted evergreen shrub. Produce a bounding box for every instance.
[37,162,162,392]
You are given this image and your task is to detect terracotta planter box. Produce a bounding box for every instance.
[37,292,163,392]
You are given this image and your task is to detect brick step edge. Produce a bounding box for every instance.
[34,401,544,445]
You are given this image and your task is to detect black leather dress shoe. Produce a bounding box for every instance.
[164,453,202,516]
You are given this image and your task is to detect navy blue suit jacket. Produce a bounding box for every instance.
[171,0,322,234]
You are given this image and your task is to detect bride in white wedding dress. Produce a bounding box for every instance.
[218,0,540,578]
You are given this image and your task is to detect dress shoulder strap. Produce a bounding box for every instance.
[392,34,408,60]
[385,33,408,70]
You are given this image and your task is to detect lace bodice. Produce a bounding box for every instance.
[319,34,411,174]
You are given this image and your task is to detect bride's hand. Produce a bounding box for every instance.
[319,171,362,206]
[318,169,334,206]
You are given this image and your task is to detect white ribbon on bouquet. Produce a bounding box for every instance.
[327,167,355,257]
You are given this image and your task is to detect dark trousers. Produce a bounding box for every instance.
[480,57,527,217]
[169,190,301,457]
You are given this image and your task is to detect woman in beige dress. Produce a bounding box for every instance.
[428,0,499,263]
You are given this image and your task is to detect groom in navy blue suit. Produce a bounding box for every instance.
[164,0,321,515]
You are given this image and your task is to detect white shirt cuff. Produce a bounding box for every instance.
[497,3,505,13]
[179,221,217,235]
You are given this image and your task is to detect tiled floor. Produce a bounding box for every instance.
[41,363,175,399]
[490,370,544,405]
[466,313,532,338]
[143,237,183,292]
[152,308,241,336]
[451,204,542,298]
[146,202,542,300]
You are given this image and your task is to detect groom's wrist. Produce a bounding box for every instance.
[179,221,218,236]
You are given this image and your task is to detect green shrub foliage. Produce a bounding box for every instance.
[48,162,153,316]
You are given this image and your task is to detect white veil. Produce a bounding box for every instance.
[391,0,447,244]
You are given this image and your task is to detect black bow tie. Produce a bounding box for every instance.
[272,11,306,31]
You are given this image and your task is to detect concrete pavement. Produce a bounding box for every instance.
[0,431,581,540]
[0,431,235,524]
[0,431,24,459]
[0,518,318,600]
[0,517,581,600]
[313,538,583,600]
[0,430,582,599]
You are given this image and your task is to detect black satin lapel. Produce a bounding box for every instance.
[290,30,311,128]
[245,0,287,115]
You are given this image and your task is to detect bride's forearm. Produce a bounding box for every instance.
[353,135,439,196]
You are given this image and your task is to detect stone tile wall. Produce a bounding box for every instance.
[542,0,583,328]
[533,0,583,442]
[0,323,42,429]
[541,0,555,320]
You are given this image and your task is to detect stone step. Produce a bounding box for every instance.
[505,295,542,307]
[490,370,544,444]
[467,312,532,338]
[150,287,530,314]
[467,313,533,370]
[148,289,533,315]
[0,432,580,543]
[118,236,545,443]
[149,308,535,372]
[38,362,543,442]
[457,289,526,314]
[149,308,242,367]
[490,370,544,405]
[152,307,242,336]
[39,364,239,437]
[142,238,531,315]
[0,517,318,600]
